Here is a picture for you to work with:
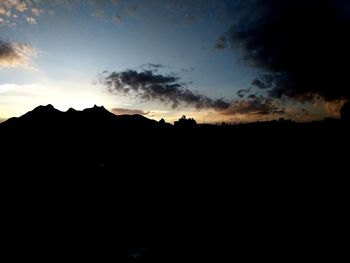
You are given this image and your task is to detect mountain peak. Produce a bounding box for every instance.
[83,105,110,114]
[31,104,60,114]
[67,107,77,113]
[93,105,108,111]
[86,104,105,110]
[0,104,167,129]
[35,104,55,110]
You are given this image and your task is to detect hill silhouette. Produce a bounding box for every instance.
[2,104,164,130]
[1,103,348,181]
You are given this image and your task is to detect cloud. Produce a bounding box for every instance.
[324,100,347,119]
[0,0,41,26]
[0,0,29,13]
[0,1,220,27]
[0,0,109,25]
[216,0,350,102]
[0,39,37,69]
[251,75,274,90]
[26,16,36,24]
[237,89,250,98]
[111,108,149,116]
[142,63,165,69]
[100,66,288,118]
[100,69,230,110]
[31,8,44,17]
[221,97,284,116]
[113,14,122,23]
[100,67,286,119]
[15,1,28,12]
[140,63,166,71]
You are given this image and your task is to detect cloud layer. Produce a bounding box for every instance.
[0,0,44,26]
[216,0,350,102]
[0,1,222,27]
[100,69,230,110]
[222,97,283,116]
[111,108,149,116]
[100,67,286,119]
[0,39,37,68]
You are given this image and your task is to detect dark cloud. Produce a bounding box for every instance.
[100,67,286,118]
[217,0,350,102]
[251,75,274,90]
[0,40,17,64]
[221,96,284,116]
[100,69,230,110]
[111,108,149,116]
[237,89,249,98]
[145,63,164,69]
[140,63,166,71]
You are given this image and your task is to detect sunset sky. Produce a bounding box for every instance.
[1,0,349,123]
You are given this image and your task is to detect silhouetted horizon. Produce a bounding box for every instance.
[1,103,350,127]
[1,101,348,263]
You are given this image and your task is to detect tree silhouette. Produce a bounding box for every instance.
[174,115,197,128]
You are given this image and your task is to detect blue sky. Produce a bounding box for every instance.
[1,0,342,123]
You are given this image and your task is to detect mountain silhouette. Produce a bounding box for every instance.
[2,103,350,133]
[1,104,165,131]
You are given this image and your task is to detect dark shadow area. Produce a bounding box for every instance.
[0,104,349,262]
[341,101,350,122]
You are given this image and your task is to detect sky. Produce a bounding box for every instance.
[1,0,349,123]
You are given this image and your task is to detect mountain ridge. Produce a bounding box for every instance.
[1,104,167,129]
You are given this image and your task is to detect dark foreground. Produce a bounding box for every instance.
[1,105,349,261]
